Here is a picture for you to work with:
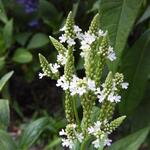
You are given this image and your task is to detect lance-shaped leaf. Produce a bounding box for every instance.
[119,29,150,115]
[99,0,144,72]
[106,126,150,150]
[0,100,10,130]
[18,117,49,150]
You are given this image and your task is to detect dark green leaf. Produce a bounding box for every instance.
[99,0,144,72]
[106,126,150,150]
[0,129,17,150]
[0,100,9,130]
[18,117,49,150]
[12,48,33,63]
[119,29,150,115]
[0,71,14,91]
[3,19,13,48]
[27,33,49,49]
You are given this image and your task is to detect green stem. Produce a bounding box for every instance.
[73,96,80,125]
[80,137,90,150]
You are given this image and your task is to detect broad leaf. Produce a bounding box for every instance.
[0,100,9,130]
[0,0,8,23]
[99,0,143,72]
[119,29,150,115]
[106,126,150,150]
[0,71,14,91]
[18,117,49,150]
[27,33,49,49]
[3,19,13,48]
[0,129,17,150]
[12,48,33,63]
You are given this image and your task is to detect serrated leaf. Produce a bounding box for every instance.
[27,33,49,49]
[0,130,17,150]
[0,71,14,91]
[119,29,150,115]
[106,126,150,150]
[0,100,9,130]
[18,117,49,150]
[3,19,13,48]
[99,0,144,72]
[12,48,33,63]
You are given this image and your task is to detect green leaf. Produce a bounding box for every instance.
[0,0,8,23]
[0,71,14,91]
[0,100,9,130]
[15,32,32,46]
[106,126,150,150]
[3,19,13,48]
[0,129,17,150]
[12,48,33,63]
[99,0,144,72]
[119,29,150,115]
[27,33,49,49]
[18,117,49,150]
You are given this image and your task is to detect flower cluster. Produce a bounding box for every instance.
[39,12,129,150]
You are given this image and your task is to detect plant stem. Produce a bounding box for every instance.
[73,96,80,125]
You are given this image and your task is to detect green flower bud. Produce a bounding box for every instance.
[50,36,67,55]
[39,53,59,79]
[88,13,99,35]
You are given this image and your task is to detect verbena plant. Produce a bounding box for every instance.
[39,12,129,150]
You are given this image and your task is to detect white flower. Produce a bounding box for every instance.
[92,139,100,148]
[59,129,67,136]
[74,25,82,33]
[67,38,75,46]
[108,93,121,103]
[62,138,74,149]
[38,72,45,79]
[104,138,112,146]
[80,41,90,50]
[98,29,107,37]
[76,133,84,143]
[88,121,101,135]
[56,75,69,90]
[80,51,85,57]
[97,94,105,103]
[59,34,67,43]
[77,86,86,96]
[50,63,60,74]
[121,82,129,89]
[88,126,95,134]
[87,79,96,91]
[95,87,101,95]
[107,46,116,61]
[57,53,67,65]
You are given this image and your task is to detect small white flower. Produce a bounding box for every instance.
[107,46,116,61]
[56,75,69,90]
[50,63,60,74]
[74,25,82,33]
[57,53,67,65]
[59,34,67,43]
[94,121,101,131]
[121,82,129,89]
[59,129,67,136]
[104,138,112,146]
[108,93,121,103]
[92,139,100,148]
[98,29,107,37]
[88,126,95,134]
[76,133,84,143]
[67,38,75,46]
[38,72,45,79]
[97,94,105,103]
[87,79,96,91]
[95,87,101,95]
[62,138,74,149]
[80,51,85,57]
[77,86,86,96]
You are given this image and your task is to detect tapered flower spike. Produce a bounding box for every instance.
[104,116,126,134]
[49,36,67,55]
[88,13,100,35]
[39,53,59,79]
[65,11,76,39]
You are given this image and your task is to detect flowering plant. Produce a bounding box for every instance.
[39,12,129,150]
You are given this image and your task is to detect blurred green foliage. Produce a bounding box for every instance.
[0,0,149,149]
